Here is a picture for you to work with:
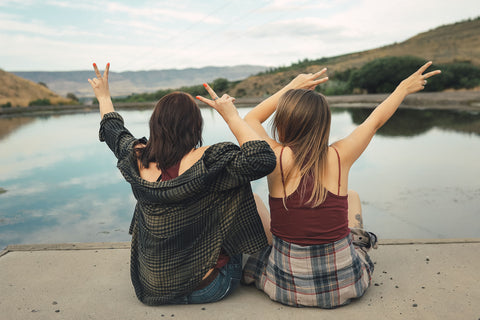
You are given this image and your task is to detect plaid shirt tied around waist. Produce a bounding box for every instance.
[242,230,376,308]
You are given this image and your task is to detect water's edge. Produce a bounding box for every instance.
[2,91,479,118]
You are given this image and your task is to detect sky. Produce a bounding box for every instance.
[0,0,479,72]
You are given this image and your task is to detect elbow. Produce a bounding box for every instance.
[246,143,277,176]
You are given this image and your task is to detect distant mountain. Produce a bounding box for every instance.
[230,18,480,97]
[0,69,74,107]
[12,65,269,98]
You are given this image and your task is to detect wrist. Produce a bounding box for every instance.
[393,83,409,98]
[97,96,112,103]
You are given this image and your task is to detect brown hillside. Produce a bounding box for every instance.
[231,18,480,97]
[0,69,73,107]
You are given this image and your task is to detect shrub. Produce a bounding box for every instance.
[349,56,427,93]
[29,98,51,106]
[66,93,79,102]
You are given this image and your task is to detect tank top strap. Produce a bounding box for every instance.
[279,147,287,200]
[331,146,341,195]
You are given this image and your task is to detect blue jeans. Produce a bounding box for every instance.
[169,254,242,304]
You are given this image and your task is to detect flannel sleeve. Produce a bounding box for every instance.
[99,112,137,160]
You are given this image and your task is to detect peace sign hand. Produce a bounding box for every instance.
[288,68,329,91]
[196,83,239,121]
[398,61,441,95]
[87,63,111,100]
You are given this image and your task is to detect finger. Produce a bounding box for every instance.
[195,95,213,106]
[423,69,441,79]
[222,94,235,103]
[87,79,94,86]
[417,61,433,75]
[103,63,110,80]
[312,68,327,78]
[315,76,329,85]
[203,83,219,99]
[93,63,102,78]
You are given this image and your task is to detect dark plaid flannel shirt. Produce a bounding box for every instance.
[99,112,276,305]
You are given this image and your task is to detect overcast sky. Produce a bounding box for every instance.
[1,0,478,72]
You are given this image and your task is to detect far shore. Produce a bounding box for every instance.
[1,91,479,118]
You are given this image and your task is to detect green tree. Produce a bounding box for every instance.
[211,78,229,93]
[29,98,51,106]
[66,92,79,102]
[349,56,426,93]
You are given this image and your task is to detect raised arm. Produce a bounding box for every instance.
[244,69,329,146]
[333,61,441,168]
[196,84,262,146]
[88,63,114,119]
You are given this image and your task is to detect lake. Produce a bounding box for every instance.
[1,106,479,249]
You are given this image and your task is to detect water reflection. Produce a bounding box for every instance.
[0,117,36,140]
[344,108,480,136]
[0,107,479,249]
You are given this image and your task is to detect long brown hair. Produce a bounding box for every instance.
[273,89,331,207]
[137,92,203,171]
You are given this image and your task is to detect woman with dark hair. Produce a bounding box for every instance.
[242,62,441,308]
[88,63,276,305]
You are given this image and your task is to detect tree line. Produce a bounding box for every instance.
[112,56,480,104]
[317,56,480,95]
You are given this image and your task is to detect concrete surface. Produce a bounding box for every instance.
[1,239,479,320]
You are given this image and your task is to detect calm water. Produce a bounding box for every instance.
[1,107,479,249]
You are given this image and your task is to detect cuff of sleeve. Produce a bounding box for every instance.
[240,140,272,154]
[99,112,124,142]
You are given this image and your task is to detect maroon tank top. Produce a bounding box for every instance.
[269,147,350,245]
[158,161,230,268]
[157,162,181,181]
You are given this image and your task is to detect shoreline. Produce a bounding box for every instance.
[1,91,479,118]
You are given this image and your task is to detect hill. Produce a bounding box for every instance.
[12,65,268,99]
[230,18,480,97]
[0,70,74,107]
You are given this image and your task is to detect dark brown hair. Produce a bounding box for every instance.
[273,89,331,206]
[137,92,203,171]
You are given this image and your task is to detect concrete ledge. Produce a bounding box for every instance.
[0,242,131,258]
[1,240,479,320]
[2,238,479,256]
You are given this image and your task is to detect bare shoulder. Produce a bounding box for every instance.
[272,145,295,170]
[188,145,209,161]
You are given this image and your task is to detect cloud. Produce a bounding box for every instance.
[45,0,221,24]
[245,18,347,39]
[260,0,340,12]
[0,12,104,40]
[59,172,123,190]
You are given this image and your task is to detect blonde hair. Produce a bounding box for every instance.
[273,89,331,207]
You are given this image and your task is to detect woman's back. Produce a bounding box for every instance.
[269,146,349,245]
[268,145,348,199]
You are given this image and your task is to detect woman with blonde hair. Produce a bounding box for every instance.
[242,62,441,308]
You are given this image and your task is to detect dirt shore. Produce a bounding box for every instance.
[1,91,479,117]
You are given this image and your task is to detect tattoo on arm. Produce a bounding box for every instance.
[355,214,363,228]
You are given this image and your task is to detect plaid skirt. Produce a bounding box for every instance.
[242,229,377,308]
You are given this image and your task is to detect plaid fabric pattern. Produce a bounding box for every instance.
[99,112,276,305]
[242,232,376,308]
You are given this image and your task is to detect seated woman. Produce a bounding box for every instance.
[88,63,276,305]
[242,62,441,308]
